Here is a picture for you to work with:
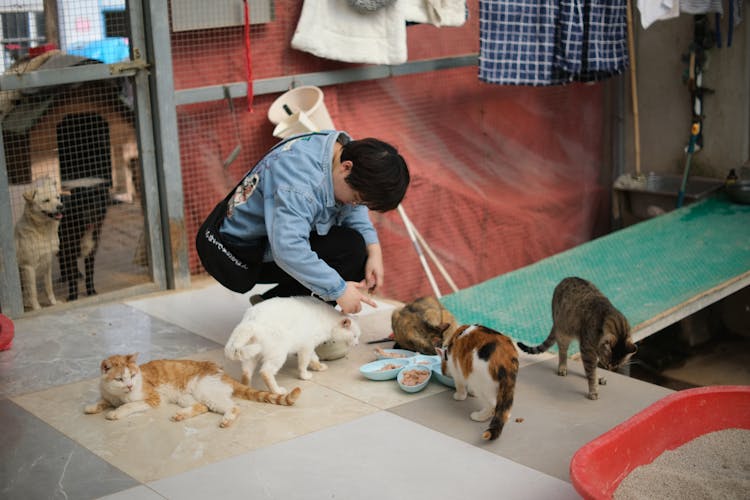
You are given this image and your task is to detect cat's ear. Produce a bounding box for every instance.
[341,318,351,329]
[626,341,638,355]
[435,347,446,360]
[100,359,111,373]
[126,353,139,364]
[436,322,452,334]
[423,309,442,327]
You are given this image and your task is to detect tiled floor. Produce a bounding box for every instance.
[1,279,676,500]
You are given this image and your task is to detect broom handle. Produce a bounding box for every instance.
[626,0,642,177]
[398,205,458,293]
[398,204,442,298]
[407,217,459,293]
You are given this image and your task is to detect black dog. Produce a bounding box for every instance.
[58,184,109,301]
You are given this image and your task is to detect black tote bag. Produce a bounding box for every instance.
[195,177,265,293]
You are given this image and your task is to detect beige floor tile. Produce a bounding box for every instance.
[12,350,377,483]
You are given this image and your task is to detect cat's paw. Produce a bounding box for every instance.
[587,392,599,400]
[274,386,289,395]
[470,410,492,422]
[105,410,121,420]
[557,367,568,377]
[453,391,467,401]
[84,404,100,414]
[220,407,240,428]
[310,362,327,372]
[299,371,313,381]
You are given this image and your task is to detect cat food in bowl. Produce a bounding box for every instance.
[397,366,432,393]
[359,358,411,381]
[411,354,441,366]
[431,363,456,388]
[374,347,416,360]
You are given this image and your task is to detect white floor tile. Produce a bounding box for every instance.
[125,281,273,344]
[148,411,578,500]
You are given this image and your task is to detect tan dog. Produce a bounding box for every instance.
[14,177,63,310]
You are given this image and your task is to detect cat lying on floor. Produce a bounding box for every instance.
[84,353,300,428]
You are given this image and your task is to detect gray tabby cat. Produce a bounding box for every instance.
[517,277,637,400]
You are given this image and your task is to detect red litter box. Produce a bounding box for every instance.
[570,385,750,500]
[0,313,14,351]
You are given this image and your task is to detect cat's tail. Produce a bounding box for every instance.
[483,363,517,441]
[229,378,301,406]
[224,323,258,360]
[516,330,556,355]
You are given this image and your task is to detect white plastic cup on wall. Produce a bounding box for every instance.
[268,86,335,138]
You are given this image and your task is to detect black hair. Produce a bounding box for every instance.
[340,138,410,212]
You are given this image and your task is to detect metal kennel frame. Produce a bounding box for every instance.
[0,0,186,318]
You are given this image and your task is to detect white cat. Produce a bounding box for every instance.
[224,296,361,394]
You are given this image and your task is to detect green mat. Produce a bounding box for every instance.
[441,194,750,352]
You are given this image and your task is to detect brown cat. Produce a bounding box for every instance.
[84,354,301,428]
[391,296,459,355]
[436,324,519,441]
[517,276,637,400]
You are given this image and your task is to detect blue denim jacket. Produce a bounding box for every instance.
[220,131,378,300]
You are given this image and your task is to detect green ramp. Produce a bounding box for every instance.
[441,194,750,353]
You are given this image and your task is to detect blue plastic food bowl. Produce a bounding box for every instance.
[359,358,411,381]
[431,363,456,388]
[411,354,440,367]
[397,365,432,393]
[374,348,416,360]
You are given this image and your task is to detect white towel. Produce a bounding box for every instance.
[291,0,407,65]
[402,0,467,27]
[638,0,680,29]
[680,0,723,14]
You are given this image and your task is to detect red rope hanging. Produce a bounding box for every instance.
[243,0,253,112]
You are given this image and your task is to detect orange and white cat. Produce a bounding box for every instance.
[224,296,361,394]
[436,324,519,441]
[84,353,300,428]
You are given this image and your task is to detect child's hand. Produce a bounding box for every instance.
[365,243,384,293]
[337,281,377,314]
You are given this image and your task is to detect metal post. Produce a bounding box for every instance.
[0,127,25,317]
[142,0,191,289]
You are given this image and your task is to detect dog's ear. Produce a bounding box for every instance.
[22,189,36,203]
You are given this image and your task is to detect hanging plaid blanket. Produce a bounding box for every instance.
[479,0,629,86]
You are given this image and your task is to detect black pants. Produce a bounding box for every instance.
[257,226,368,300]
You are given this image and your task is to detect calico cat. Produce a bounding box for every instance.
[84,353,300,428]
[224,296,361,394]
[391,296,459,355]
[517,276,637,400]
[436,324,519,441]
